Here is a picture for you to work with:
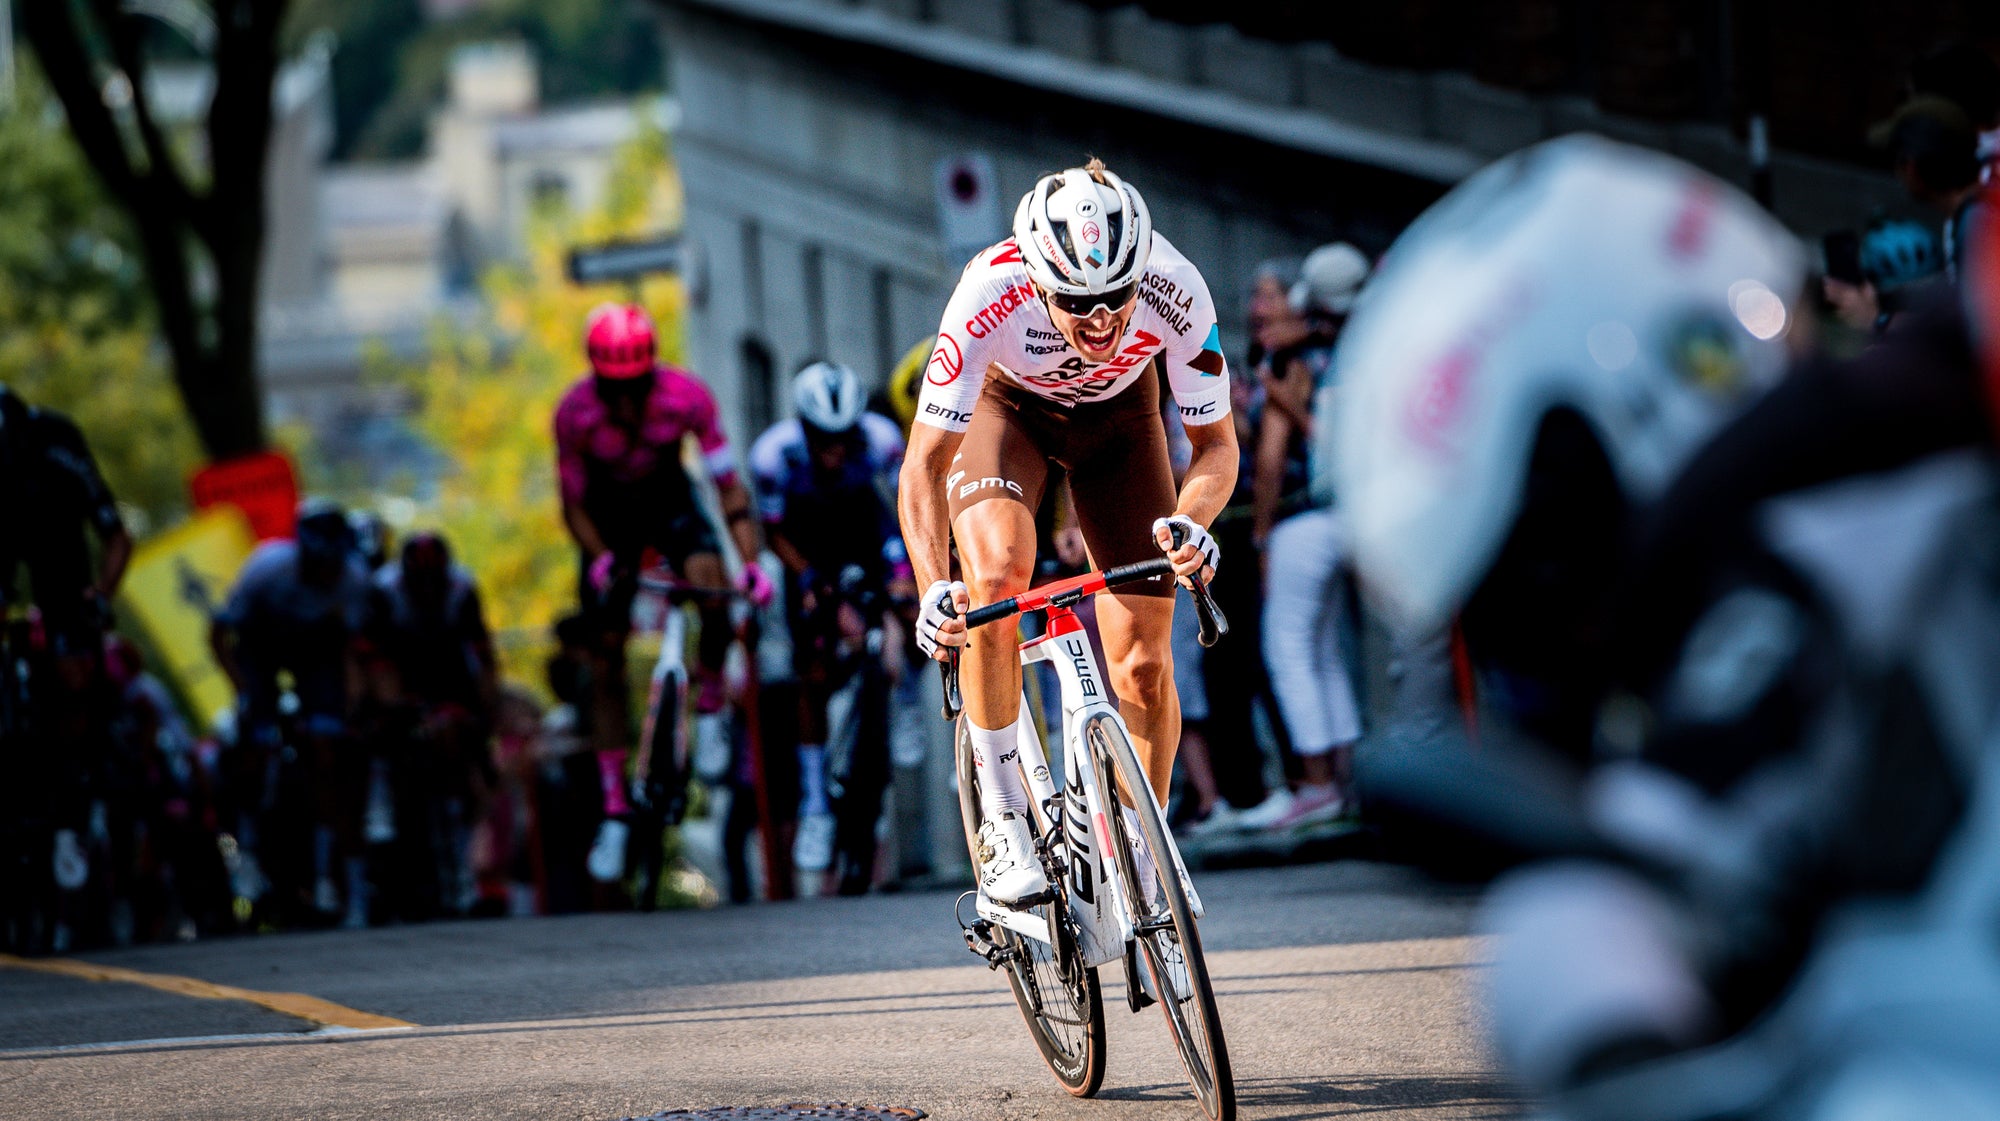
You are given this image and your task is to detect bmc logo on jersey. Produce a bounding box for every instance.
[927,334,964,385]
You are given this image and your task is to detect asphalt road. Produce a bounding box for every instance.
[0,860,1514,1121]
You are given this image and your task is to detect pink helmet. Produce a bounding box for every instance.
[585,303,656,379]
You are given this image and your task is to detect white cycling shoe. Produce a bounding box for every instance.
[793,810,836,872]
[977,813,1049,907]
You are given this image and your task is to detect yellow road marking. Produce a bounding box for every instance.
[0,953,415,1030]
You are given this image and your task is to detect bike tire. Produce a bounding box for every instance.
[955,717,1106,1098]
[1087,714,1235,1121]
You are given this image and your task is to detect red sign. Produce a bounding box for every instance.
[190,451,300,541]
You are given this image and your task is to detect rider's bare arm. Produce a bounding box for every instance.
[96,526,132,599]
[767,528,812,577]
[1161,417,1238,581]
[1176,417,1238,531]
[714,476,762,567]
[561,498,611,560]
[899,420,966,594]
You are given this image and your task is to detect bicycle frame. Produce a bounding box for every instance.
[973,598,1205,969]
[632,582,691,788]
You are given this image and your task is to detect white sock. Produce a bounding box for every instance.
[969,720,1029,819]
[798,744,829,815]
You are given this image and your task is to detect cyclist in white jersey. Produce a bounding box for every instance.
[898,159,1239,905]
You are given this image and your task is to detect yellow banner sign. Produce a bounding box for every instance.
[118,507,257,734]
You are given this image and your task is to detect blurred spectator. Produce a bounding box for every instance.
[103,636,231,941]
[210,499,372,927]
[359,531,499,920]
[1907,41,2000,183]
[471,684,548,917]
[1256,243,1370,829]
[349,510,392,574]
[1172,261,1297,834]
[1872,95,1988,279]
[1822,218,1944,334]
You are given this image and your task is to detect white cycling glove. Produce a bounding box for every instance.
[916,578,968,660]
[1153,515,1220,580]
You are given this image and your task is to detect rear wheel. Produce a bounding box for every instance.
[956,716,1106,1097]
[1087,714,1234,1121]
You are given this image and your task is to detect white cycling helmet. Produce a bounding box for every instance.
[1334,134,1807,637]
[792,359,866,434]
[1012,161,1152,297]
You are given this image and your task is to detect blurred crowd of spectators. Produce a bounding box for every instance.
[10,36,1995,955]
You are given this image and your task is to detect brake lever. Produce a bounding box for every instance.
[1167,522,1230,648]
[940,651,963,721]
[938,599,964,721]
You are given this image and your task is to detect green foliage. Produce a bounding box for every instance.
[324,114,683,691]
[0,59,203,532]
[287,0,664,160]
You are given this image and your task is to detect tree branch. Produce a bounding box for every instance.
[199,0,286,245]
[19,2,142,208]
[94,0,201,222]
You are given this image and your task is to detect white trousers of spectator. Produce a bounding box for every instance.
[1262,507,1362,756]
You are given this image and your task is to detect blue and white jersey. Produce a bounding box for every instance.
[749,413,908,577]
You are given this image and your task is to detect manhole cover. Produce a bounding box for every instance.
[624,1106,926,1121]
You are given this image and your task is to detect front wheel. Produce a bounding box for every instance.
[1088,715,1235,1121]
[955,716,1106,1097]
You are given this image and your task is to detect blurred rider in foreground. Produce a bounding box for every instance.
[1336,134,2000,1110]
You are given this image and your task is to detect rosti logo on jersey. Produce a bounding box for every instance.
[966,282,1039,339]
[927,334,964,385]
[991,240,1024,266]
[1012,331,1161,391]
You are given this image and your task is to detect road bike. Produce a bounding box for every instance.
[943,549,1235,1121]
[587,570,755,908]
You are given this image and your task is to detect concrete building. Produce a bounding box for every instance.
[430,41,676,265]
[646,0,1920,444]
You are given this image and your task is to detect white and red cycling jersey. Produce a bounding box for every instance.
[914,232,1232,431]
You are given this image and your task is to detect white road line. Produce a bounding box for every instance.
[0,1025,414,1058]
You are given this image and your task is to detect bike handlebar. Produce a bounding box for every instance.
[936,545,1231,721]
[636,575,747,603]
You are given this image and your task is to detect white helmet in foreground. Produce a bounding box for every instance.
[1334,135,1807,637]
[792,360,865,434]
[1012,160,1152,297]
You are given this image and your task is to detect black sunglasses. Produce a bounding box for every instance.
[1047,283,1138,318]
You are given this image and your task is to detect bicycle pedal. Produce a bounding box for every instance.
[995,886,1055,911]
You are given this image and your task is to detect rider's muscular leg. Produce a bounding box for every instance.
[953,501,1037,730]
[1095,592,1180,807]
[682,552,732,676]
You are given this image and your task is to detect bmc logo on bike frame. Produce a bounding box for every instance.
[1062,638,1099,699]
[1066,787,1094,905]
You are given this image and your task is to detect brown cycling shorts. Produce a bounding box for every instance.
[946,365,1178,599]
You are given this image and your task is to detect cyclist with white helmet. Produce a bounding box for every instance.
[750,360,912,884]
[899,158,1237,906]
